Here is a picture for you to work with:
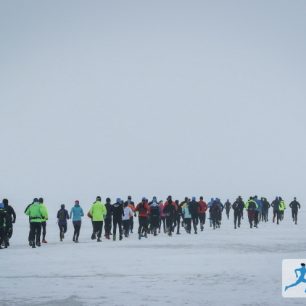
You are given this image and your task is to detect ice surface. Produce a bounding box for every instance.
[1,207,305,306]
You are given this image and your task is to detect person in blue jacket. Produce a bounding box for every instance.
[70,200,84,243]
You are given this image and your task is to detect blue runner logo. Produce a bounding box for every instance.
[283,260,306,297]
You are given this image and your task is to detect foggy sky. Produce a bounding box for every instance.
[1,0,306,211]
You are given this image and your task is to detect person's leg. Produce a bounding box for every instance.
[234,212,237,229]
[138,217,144,239]
[36,223,42,246]
[29,223,36,247]
[238,213,241,227]
[130,217,134,233]
[97,221,102,240]
[118,219,123,239]
[193,216,197,233]
[176,215,180,234]
[41,221,46,241]
[113,219,117,239]
[162,217,166,233]
[285,279,303,291]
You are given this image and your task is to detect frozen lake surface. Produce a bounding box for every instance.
[1,208,305,306]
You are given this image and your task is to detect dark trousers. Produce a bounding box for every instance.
[292,210,298,223]
[92,221,103,238]
[29,222,41,243]
[73,221,81,239]
[191,215,198,232]
[113,218,122,237]
[123,220,130,236]
[166,216,174,233]
[199,213,206,228]
[151,216,160,234]
[0,227,8,246]
[104,218,112,236]
[174,215,180,233]
[273,211,281,224]
[184,218,191,232]
[41,221,47,240]
[248,211,256,227]
[138,217,148,234]
[130,217,134,232]
[234,211,241,228]
[226,209,230,219]
[159,217,166,232]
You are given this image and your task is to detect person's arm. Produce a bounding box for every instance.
[80,207,84,217]
[70,208,73,219]
[102,205,107,218]
[11,207,16,223]
[66,210,70,220]
[295,268,299,278]
[298,202,301,209]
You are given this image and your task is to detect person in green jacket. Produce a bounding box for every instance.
[25,198,46,248]
[245,197,258,228]
[88,196,106,242]
[39,198,49,243]
[279,197,286,221]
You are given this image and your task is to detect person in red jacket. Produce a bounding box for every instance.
[135,198,150,240]
[198,196,208,231]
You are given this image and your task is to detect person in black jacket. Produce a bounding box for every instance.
[0,202,8,248]
[225,199,231,219]
[104,198,112,239]
[232,197,244,229]
[289,197,301,224]
[261,197,270,222]
[2,199,16,247]
[188,197,199,234]
[57,204,69,241]
[112,198,124,241]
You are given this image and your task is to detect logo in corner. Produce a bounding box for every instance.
[283,259,306,297]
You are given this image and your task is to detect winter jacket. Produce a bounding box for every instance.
[163,201,177,217]
[225,201,231,211]
[70,205,84,221]
[232,199,244,212]
[122,206,134,221]
[57,208,69,223]
[4,205,16,226]
[279,200,286,212]
[136,202,150,218]
[40,203,48,221]
[245,199,258,211]
[89,201,107,221]
[182,204,192,219]
[0,204,7,228]
[112,202,124,220]
[150,202,160,217]
[105,203,112,219]
[25,202,46,223]
[289,200,301,211]
[188,200,199,217]
[198,200,208,214]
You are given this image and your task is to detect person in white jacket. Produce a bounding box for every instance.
[122,202,134,237]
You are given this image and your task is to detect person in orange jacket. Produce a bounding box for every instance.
[135,198,150,240]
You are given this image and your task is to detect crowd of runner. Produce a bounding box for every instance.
[0,195,302,249]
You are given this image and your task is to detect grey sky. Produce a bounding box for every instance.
[1,1,306,209]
